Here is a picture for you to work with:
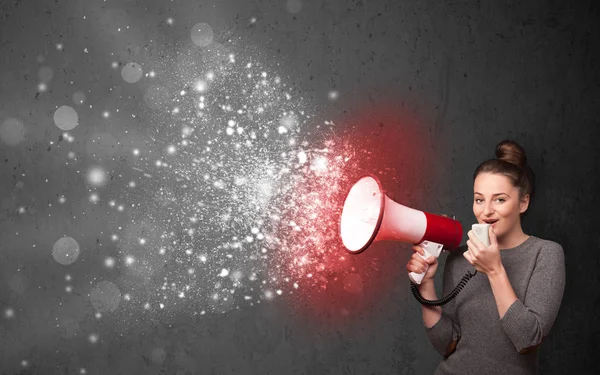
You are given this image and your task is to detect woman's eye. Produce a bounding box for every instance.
[496,198,505,203]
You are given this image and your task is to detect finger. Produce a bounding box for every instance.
[463,251,472,264]
[408,262,427,274]
[425,256,437,264]
[410,255,427,268]
[489,226,497,245]
[467,231,482,249]
[467,244,476,260]
[412,245,424,256]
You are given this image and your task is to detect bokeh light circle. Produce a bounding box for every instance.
[0,118,26,146]
[85,166,108,187]
[191,23,214,47]
[90,281,122,313]
[121,62,143,83]
[53,105,79,131]
[52,237,80,265]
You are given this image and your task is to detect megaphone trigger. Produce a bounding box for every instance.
[408,241,444,285]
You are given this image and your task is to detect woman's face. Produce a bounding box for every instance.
[473,172,529,238]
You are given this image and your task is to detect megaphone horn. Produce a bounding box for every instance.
[339,175,463,285]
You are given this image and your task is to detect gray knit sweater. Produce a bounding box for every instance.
[426,236,565,374]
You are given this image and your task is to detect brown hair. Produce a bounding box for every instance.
[473,140,535,214]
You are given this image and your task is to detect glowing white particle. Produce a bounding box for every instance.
[312,156,328,171]
[264,291,273,300]
[293,282,299,289]
[245,236,253,243]
[236,127,243,134]
[56,43,63,50]
[139,238,146,245]
[144,303,150,310]
[125,256,134,265]
[159,303,164,309]
[38,82,48,92]
[111,234,118,241]
[159,248,166,255]
[117,205,124,212]
[65,274,72,281]
[80,368,87,374]
[124,294,131,301]
[187,268,194,275]
[195,80,207,92]
[95,312,102,319]
[180,90,186,96]
[65,285,73,293]
[328,90,339,100]
[244,296,252,300]
[186,249,192,255]
[226,127,234,136]
[58,195,66,204]
[278,126,287,134]
[219,269,229,277]
[133,149,140,156]
[251,227,259,234]
[105,257,115,268]
[21,360,28,367]
[149,71,156,78]
[89,334,99,344]
[200,255,207,263]
[257,233,264,240]
[297,151,307,164]
[178,292,184,298]
[86,166,107,187]
[276,290,282,295]
[89,193,99,203]
[5,308,15,318]
[166,17,174,25]
[102,111,110,118]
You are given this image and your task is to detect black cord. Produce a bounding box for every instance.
[410,270,478,306]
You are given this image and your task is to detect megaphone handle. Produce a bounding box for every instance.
[409,241,443,285]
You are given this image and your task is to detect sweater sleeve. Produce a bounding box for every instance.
[425,253,462,357]
[500,242,566,353]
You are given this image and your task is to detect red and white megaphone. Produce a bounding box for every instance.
[339,175,463,284]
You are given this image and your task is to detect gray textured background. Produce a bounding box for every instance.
[1,0,599,374]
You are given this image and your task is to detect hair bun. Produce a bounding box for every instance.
[495,140,527,168]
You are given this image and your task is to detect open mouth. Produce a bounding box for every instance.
[483,220,498,224]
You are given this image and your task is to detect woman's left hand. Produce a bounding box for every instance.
[464,226,503,275]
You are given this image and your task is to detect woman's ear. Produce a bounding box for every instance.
[519,194,530,214]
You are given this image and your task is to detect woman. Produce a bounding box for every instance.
[406,140,565,374]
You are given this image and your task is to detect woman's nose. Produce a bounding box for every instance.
[484,202,494,215]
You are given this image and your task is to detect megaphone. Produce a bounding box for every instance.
[339,175,463,285]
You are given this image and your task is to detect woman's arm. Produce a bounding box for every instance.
[418,280,442,328]
[487,267,518,319]
[499,242,566,353]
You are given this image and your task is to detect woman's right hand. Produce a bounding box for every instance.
[406,244,439,283]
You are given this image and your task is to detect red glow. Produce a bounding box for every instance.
[267,100,438,332]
